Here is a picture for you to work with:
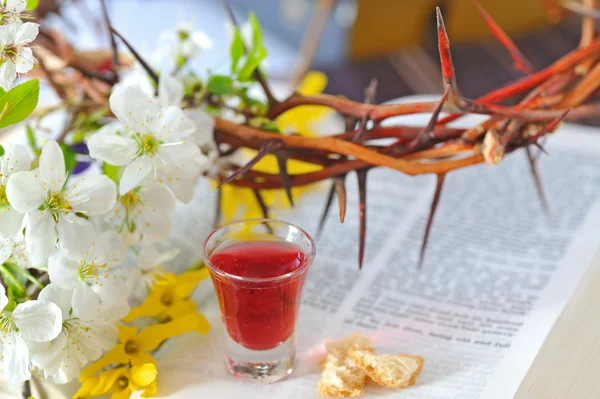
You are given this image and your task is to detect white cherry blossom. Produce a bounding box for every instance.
[0,143,30,238]
[0,232,29,269]
[0,22,38,91]
[6,141,117,266]
[47,230,128,305]
[87,84,200,196]
[127,245,179,301]
[155,21,212,61]
[31,284,121,383]
[106,182,176,245]
[0,284,62,386]
[0,0,27,25]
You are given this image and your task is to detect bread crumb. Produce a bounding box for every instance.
[348,349,424,389]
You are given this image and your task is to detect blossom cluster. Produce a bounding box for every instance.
[0,16,218,392]
[0,0,38,91]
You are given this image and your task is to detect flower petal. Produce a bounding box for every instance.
[6,171,45,213]
[154,106,196,141]
[14,46,33,73]
[1,143,31,175]
[79,346,127,382]
[24,210,57,267]
[13,300,62,342]
[158,74,184,107]
[3,331,31,387]
[47,250,80,290]
[57,213,96,259]
[39,140,66,190]
[13,22,38,45]
[72,283,101,319]
[136,313,209,351]
[0,283,7,311]
[0,208,24,238]
[0,59,16,91]
[6,0,27,13]
[38,284,72,319]
[109,85,160,133]
[89,230,127,266]
[30,332,67,374]
[130,363,157,388]
[119,156,153,195]
[88,125,138,166]
[67,174,117,216]
[185,108,216,148]
[135,183,176,242]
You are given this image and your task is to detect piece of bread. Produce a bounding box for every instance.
[348,349,424,389]
[318,333,374,397]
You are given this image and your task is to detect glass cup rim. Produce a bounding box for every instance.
[202,218,316,284]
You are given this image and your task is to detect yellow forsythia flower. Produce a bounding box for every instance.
[221,71,333,222]
[123,268,209,322]
[79,314,210,381]
[74,363,157,399]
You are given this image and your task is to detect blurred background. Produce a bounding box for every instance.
[37,0,595,118]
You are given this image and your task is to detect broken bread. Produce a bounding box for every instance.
[348,349,424,389]
[318,333,374,397]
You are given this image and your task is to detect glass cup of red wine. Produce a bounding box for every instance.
[203,218,316,383]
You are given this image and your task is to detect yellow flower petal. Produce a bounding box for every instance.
[164,299,197,320]
[123,292,163,322]
[129,363,157,389]
[80,345,128,382]
[174,268,209,299]
[129,351,157,368]
[118,325,139,343]
[298,71,328,95]
[90,368,126,396]
[142,380,158,398]
[110,390,131,399]
[73,376,101,399]
[137,313,208,351]
[155,272,177,285]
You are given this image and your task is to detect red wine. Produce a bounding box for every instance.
[209,240,307,350]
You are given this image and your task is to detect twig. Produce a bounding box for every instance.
[22,380,31,399]
[111,27,159,84]
[419,174,446,268]
[100,0,119,81]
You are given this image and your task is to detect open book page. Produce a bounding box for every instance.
[155,116,600,399]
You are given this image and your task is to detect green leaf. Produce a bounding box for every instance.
[0,87,6,98]
[0,145,4,157]
[230,28,245,74]
[0,264,26,300]
[60,143,76,175]
[248,12,263,49]
[103,162,120,183]
[25,125,39,153]
[0,80,40,129]
[207,75,234,95]
[26,0,39,10]
[238,46,268,81]
[7,264,44,289]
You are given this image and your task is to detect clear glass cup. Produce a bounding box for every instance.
[203,219,316,383]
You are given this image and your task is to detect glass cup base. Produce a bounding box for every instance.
[224,333,295,383]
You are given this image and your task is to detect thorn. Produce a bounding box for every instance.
[218,140,281,187]
[334,175,347,223]
[352,79,378,144]
[473,1,535,74]
[527,109,571,144]
[408,88,450,149]
[214,186,222,229]
[419,174,446,269]
[525,147,550,215]
[357,169,368,269]
[276,152,294,207]
[252,189,275,234]
[316,181,336,239]
[436,8,461,103]
[111,27,159,85]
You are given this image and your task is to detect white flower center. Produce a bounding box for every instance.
[136,134,160,157]
[78,260,108,284]
[0,183,9,208]
[0,314,16,334]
